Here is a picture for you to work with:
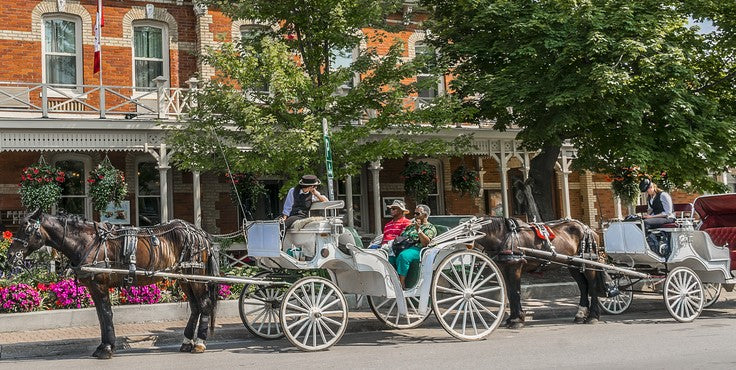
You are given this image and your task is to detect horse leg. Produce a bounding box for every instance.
[569,267,590,324]
[192,283,213,354]
[503,261,525,329]
[88,283,116,359]
[584,271,601,324]
[180,283,201,353]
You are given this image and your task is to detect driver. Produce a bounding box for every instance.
[639,178,675,230]
[281,175,328,229]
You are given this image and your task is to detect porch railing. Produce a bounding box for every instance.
[0,77,198,120]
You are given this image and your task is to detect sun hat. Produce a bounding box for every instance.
[386,199,410,214]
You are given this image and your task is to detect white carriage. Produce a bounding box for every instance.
[239,201,507,351]
[600,194,736,322]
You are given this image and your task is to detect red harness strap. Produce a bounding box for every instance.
[532,224,556,241]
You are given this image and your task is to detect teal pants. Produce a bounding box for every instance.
[390,246,422,276]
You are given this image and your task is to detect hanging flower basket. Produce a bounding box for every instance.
[18,161,65,212]
[609,166,644,205]
[88,158,128,213]
[451,165,481,197]
[401,161,436,204]
[225,172,266,218]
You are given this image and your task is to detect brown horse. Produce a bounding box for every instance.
[7,209,219,359]
[474,217,604,328]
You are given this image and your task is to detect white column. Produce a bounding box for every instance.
[500,158,510,218]
[614,195,623,219]
[146,143,175,224]
[557,150,574,219]
[722,172,729,186]
[369,160,382,235]
[193,170,201,228]
[345,174,354,228]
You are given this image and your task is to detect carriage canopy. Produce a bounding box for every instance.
[693,193,736,230]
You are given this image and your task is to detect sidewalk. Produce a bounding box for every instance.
[0,283,584,359]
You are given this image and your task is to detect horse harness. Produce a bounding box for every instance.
[495,218,599,266]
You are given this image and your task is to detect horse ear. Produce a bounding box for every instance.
[28,208,42,220]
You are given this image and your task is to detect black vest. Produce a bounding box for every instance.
[649,192,665,215]
[289,187,313,217]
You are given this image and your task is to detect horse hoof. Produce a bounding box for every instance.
[506,321,524,329]
[584,317,599,325]
[191,343,206,353]
[92,345,114,359]
[573,316,586,324]
[179,343,194,352]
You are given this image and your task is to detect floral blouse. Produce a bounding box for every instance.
[399,222,437,248]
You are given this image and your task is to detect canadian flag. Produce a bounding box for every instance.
[93,0,104,74]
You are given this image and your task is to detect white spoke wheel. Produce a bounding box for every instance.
[663,267,704,323]
[431,250,506,340]
[599,274,634,315]
[280,277,348,351]
[239,272,286,339]
[367,295,431,329]
[703,283,722,308]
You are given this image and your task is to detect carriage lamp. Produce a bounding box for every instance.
[321,248,330,258]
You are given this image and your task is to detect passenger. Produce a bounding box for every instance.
[368,200,412,249]
[639,178,675,230]
[391,204,437,289]
[280,174,328,229]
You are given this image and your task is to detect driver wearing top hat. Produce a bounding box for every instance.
[281,174,328,229]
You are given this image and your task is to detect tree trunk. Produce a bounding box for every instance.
[525,145,561,221]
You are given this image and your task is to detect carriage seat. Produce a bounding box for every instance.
[702,227,736,270]
[291,217,326,231]
[635,203,694,228]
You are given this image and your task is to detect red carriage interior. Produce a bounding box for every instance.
[694,194,736,270]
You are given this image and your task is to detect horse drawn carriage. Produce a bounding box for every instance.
[599,194,736,322]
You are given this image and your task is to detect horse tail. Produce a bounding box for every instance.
[207,242,220,336]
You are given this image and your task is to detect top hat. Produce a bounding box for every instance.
[299,174,321,186]
[639,178,652,192]
[386,199,409,214]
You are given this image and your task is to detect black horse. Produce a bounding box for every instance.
[6,209,219,359]
[475,217,604,328]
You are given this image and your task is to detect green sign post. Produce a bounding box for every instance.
[322,118,335,200]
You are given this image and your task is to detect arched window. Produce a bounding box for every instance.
[53,154,91,219]
[132,22,169,89]
[42,14,83,90]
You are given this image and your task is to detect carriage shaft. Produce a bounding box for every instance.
[515,247,650,278]
[79,267,290,286]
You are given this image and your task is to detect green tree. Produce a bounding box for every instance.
[170,0,472,193]
[423,0,736,220]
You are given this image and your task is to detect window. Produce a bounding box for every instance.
[330,46,357,89]
[240,25,270,94]
[337,174,366,231]
[53,156,91,219]
[133,23,168,88]
[136,161,161,226]
[414,42,443,108]
[43,16,82,88]
[415,159,444,215]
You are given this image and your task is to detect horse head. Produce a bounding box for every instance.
[7,208,46,266]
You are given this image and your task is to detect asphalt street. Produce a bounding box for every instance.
[3,292,736,369]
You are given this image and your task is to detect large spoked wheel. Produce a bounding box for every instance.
[280,277,348,351]
[367,294,431,329]
[703,283,722,308]
[599,274,634,315]
[431,250,506,340]
[239,272,286,339]
[663,267,704,323]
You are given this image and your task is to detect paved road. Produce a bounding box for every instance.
[3,293,736,369]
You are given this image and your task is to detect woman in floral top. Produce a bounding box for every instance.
[391,204,437,288]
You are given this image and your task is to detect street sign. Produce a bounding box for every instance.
[322,118,335,201]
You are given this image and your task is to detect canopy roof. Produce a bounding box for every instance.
[693,194,736,229]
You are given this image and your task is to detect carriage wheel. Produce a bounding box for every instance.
[663,266,704,323]
[239,272,286,339]
[367,294,431,329]
[431,250,506,341]
[702,283,722,308]
[599,274,634,315]
[279,277,348,351]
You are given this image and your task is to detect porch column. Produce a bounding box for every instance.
[146,143,176,223]
[489,140,513,218]
[369,160,382,235]
[557,150,574,219]
[193,170,201,228]
[614,195,623,219]
[722,172,729,187]
[345,174,354,228]
[476,157,486,199]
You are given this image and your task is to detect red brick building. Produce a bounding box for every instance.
[0,1,717,238]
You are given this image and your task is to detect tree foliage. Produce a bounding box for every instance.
[170,0,472,191]
[424,0,736,198]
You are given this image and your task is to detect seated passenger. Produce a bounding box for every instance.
[281,174,328,229]
[639,178,675,230]
[390,204,437,289]
[368,200,412,249]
